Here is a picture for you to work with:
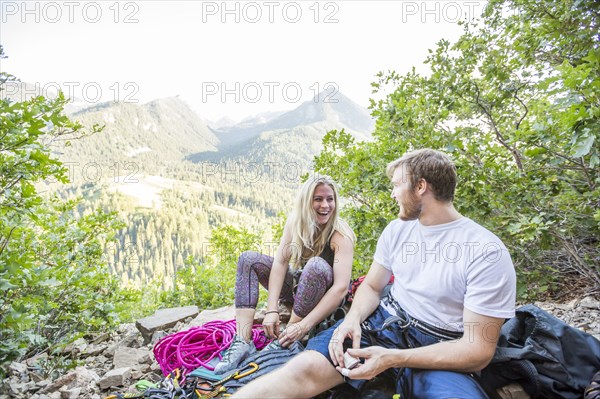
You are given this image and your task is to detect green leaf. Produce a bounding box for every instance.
[571,133,595,158]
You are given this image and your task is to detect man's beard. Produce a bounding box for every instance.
[398,191,422,221]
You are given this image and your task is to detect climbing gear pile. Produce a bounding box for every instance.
[103,364,261,399]
[103,368,194,399]
[153,319,269,378]
[106,319,304,398]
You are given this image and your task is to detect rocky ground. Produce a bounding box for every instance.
[1,297,598,399]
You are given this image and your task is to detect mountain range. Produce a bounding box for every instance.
[9,82,375,286]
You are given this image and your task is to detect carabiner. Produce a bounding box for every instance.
[233,362,259,379]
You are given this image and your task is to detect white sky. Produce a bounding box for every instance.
[0,0,487,121]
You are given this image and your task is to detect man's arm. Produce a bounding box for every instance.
[329,261,392,367]
[341,307,503,379]
[345,261,391,325]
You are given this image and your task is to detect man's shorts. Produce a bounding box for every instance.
[306,305,490,399]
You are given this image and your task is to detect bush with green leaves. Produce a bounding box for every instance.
[314,0,599,300]
[0,46,132,374]
[157,225,267,310]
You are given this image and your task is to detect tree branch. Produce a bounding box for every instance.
[0,226,16,256]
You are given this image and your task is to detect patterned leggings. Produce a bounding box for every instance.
[234,251,334,318]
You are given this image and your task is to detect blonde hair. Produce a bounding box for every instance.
[286,175,355,270]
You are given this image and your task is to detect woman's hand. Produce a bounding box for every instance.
[278,321,309,348]
[262,312,280,339]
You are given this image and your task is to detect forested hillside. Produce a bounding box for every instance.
[41,90,374,288]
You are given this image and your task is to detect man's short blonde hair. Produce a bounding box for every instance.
[386,149,457,202]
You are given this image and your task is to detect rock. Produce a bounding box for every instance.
[150,330,168,346]
[497,383,530,399]
[35,380,50,389]
[566,298,579,309]
[579,296,600,310]
[7,381,25,395]
[99,367,131,390]
[62,338,87,355]
[9,362,28,376]
[113,348,151,369]
[150,362,161,372]
[105,333,142,357]
[23,381,36,392]
[38,367,98,395]
[26,352,48,368]
[83,344,107,357]
[131,369,142,380]
[576,322,590,330]
[254,302,292,324]
[71,367,100,390]
[30,372,44,383]
[91,332,111,345]
[121,331,142,348]
[96,355,108,364]
[39,373,76,394]
[136,306,199,342]
[60,387,81,399]
[188,305,235,327]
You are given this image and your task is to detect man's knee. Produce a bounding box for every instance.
[286,350,335,381]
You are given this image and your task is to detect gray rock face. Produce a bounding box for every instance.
[135,306,199,342]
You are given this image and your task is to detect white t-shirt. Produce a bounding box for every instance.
[374,217,516,332]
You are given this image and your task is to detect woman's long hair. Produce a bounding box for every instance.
[286,175,355,270]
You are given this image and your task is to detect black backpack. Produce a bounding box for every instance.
[480,304,600,399]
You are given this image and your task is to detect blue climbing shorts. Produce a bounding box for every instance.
[306,305,490,399]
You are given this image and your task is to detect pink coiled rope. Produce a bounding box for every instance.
[153,319,269,377]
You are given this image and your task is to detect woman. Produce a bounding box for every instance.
[214,175,355,374]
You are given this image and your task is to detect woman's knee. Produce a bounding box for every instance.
[237,251,261,270]
[303,257,332,276]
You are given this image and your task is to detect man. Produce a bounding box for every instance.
[232,149,516,398]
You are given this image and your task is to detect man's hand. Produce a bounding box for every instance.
[335,346,393,380]
[328,318,362,368]
[262,312,280,339]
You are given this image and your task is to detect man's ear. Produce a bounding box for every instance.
[416,178,427,195]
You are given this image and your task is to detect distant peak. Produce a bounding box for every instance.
[311,87,350,105]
